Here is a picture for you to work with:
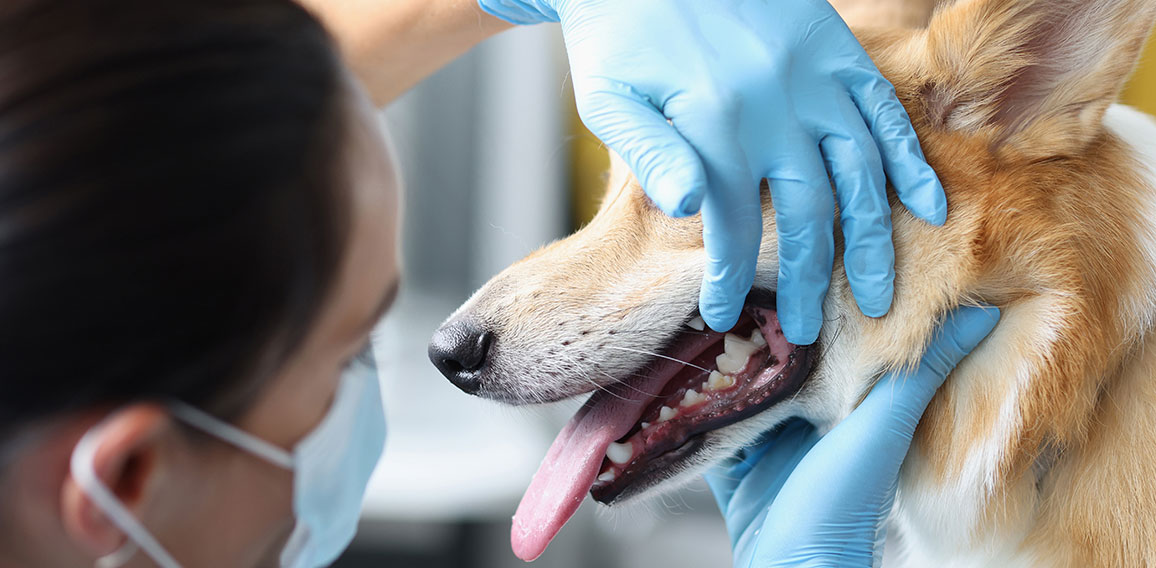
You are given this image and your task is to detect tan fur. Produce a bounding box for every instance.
[444,0,1156,564]
[858,2,1156,563]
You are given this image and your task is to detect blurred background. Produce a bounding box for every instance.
[340,22,1156,568]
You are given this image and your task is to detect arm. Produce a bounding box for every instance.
[298,0,511,106]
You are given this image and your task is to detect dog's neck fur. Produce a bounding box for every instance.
[817,1,1156,564]
[888,104,1156,568]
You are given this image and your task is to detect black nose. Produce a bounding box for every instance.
[428,319,493,395]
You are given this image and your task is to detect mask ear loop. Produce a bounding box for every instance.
[70,426,182,568]
[95,540,138,568]
[70,406,295,568]
[167,402,293,470]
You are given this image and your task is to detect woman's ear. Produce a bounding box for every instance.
[60,404,171,558]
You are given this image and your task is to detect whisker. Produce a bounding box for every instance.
[601,329,715,337]
[588,365,662,398]
[580,375,632,401]
[601,367,673,398]
[550,353,633,402]
[550,351,663,399]
[584,302,696,320]
[818,313,845,361]
[602,346,710,373]
[570,357,665,398]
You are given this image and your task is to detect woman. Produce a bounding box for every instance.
[0,2,398,565]
[0,0,995,567]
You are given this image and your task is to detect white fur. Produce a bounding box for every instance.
[1105,105,1156,334]
[892,297,1060,567]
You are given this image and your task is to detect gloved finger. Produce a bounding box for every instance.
[658,86,765,332]
[574,78,707,217]
[911,304,1002,384]
[702,417,808,505]
[723,419,816,506]
[705,420,818,543]
[752,307,1000,543]
[768,149,836,345]
[848,70,947,226]
[703,448,758,510]
[819,116,894,318]
[702,469,739,518]
[832,305,1001,457]
[698,174,762,332]
[476,0,559,25]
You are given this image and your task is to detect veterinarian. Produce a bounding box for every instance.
[0,0,995,567]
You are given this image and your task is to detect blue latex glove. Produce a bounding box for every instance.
[478,0,947,343]
[704,305,1000,567]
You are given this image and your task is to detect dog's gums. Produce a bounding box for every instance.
[511,297,816,561]
[591,312,814,503]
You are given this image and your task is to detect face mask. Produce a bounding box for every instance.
[70,357,387,568]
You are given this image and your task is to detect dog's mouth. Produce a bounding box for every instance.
[511,292,817,561]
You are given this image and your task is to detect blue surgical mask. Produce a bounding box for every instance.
[70,355,387,568]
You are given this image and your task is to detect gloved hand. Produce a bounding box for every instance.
[704,305,1000,567]
[477,0,947,343]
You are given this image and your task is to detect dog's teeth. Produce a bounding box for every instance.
[680,389,707,407]
[597,471,616,482]
[687,316,706,331]
[606,441,633,465]
[725,332,757,357]
[749,328,766,347]
[718,332,757,374]
[658,406,677,422]
[706,370,736,392]
[716,352,746,375]
[640,422,651,430]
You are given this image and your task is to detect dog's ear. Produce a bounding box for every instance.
[920,0,1156,159]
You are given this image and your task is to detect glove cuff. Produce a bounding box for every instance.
[477,0,560,25]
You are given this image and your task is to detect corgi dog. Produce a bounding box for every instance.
[429,0,1156,565]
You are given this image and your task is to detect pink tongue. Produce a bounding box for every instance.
[509,331,721,562]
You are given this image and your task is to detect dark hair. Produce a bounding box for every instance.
[0,0,351,444]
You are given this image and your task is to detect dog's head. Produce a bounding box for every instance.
[430,0,1156,561]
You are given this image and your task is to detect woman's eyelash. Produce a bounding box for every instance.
[345,343,377,371]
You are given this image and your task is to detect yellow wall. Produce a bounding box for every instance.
[568,105,610,230]
[1124,35,1156,116]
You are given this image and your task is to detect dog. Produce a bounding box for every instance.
[429,0,1156,565]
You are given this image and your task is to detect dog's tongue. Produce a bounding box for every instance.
[510,331,720,562]
[510,384,648,561]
